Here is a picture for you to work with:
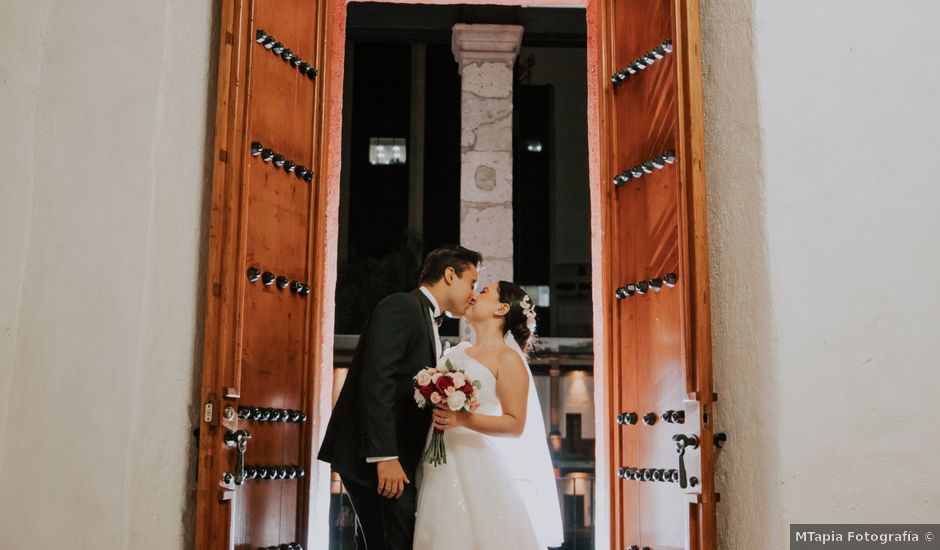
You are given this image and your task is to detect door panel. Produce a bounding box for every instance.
[195,0,329,548]
[596,0,716,548]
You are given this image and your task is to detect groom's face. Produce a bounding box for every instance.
[444,263,479,316]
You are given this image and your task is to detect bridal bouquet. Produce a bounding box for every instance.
[413,358,481,466]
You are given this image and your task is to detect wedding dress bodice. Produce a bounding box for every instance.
[445,342,501,417]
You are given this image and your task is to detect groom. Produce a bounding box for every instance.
[318,245,481,550]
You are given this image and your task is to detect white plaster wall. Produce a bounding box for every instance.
[0,0,215,547]
[0,0,52,457]
[702,1,940,548]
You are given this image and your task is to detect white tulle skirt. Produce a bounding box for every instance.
[413,426,542,550]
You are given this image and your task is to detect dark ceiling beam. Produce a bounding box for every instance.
[346,4,586,47]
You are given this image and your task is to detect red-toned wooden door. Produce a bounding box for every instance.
[595,0,717,549]
[194,0,331,548]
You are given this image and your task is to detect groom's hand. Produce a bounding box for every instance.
[376,459,410,499]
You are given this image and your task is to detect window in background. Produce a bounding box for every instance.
[369,137,407,165]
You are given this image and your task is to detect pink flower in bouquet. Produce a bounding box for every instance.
[412,357,482,466]
[416,370,433,387]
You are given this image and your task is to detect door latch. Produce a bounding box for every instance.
[672,433,699,489]
[224,429,251,485]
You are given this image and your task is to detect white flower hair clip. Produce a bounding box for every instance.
[520,294,537,330]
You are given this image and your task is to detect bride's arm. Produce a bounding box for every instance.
[433,350,529,437]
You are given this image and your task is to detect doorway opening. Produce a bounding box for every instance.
[193,0,714,546]
[327,3,594,549]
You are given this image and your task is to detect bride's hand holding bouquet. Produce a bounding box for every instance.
[413,358,481,466]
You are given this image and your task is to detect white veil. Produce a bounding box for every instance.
[496,331,564,548]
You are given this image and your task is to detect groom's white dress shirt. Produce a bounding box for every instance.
[366,286,443,464]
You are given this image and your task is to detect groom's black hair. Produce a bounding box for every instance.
[418,245,483,285]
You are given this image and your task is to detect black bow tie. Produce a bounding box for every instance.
[434,314,445,327]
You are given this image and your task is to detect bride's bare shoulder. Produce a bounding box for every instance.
[495,346,526,374]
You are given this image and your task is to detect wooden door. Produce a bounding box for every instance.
[594,0,717,549]
[194,0,332,548]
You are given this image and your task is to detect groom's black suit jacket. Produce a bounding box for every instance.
[318,289,436,480]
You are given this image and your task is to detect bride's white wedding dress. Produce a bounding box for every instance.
[413,340,563,550]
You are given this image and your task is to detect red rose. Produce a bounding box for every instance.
[435,375,455,393]
[461,382,473,394]
[419,384,434,399]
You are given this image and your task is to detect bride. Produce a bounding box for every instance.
[413,281,564,549]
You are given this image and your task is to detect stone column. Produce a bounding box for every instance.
[452,24,523,286]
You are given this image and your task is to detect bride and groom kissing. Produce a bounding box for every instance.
[318,245,563,550]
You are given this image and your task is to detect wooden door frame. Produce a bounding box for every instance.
[311,1,712,549]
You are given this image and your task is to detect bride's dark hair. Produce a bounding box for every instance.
[497,281,537,356]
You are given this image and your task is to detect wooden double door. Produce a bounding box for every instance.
[193,0,717,549]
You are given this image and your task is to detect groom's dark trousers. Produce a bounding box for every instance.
[318,290,436,550]
[335,461,418,550]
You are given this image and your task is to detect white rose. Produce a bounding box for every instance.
[446,390,467,411]
[450,372,465,387]
[414,389,427,407]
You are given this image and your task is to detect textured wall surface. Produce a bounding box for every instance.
[702,1,940,548]
[0,0,216,547]
[700,0,781,547]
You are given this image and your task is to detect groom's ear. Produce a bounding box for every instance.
[442,266,456,284]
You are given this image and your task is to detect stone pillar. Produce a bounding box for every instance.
[452,24,523,286]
